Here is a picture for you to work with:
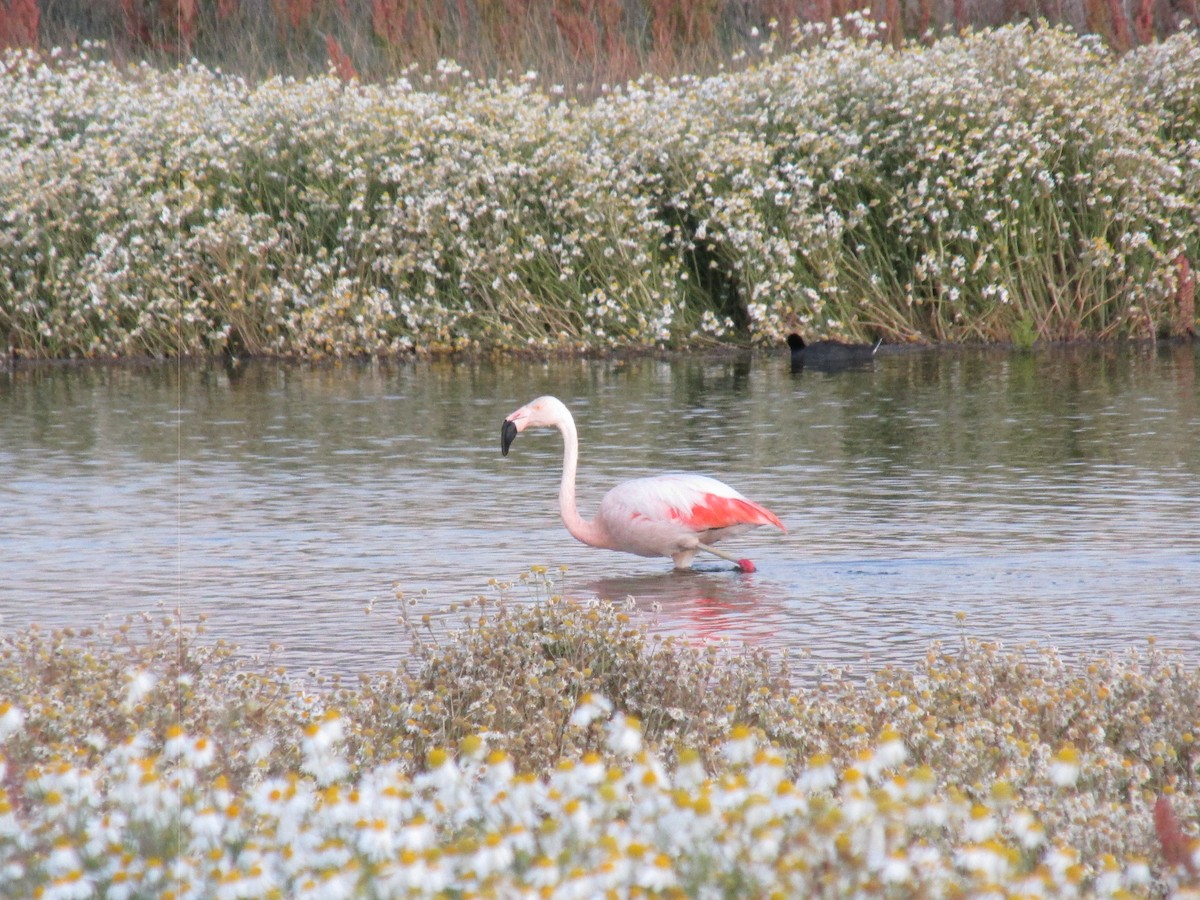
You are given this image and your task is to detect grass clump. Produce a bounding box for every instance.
[347,593,797,775]
[1,590,1198,895]
[1,21,1198,359]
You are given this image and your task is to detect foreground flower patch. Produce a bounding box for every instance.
[2,708,1188,897]
[1,597,1198,896]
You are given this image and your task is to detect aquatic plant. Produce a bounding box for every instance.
[0,21,1198,359]
[1,591,1198,895]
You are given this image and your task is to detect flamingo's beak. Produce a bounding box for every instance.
[501,418,519,456]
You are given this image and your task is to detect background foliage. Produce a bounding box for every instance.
[1,0,1197,87]
[1,21,1197,358]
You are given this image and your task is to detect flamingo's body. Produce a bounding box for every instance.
[500,396,785,572]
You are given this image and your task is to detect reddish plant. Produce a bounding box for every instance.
[175,0,197,47]
[118,0,147,45]
[596,0,632,81]
[325,33,358,80]
[0,0,40,48]
[649,0,719,56]
[492,0,533,68]
[916,0,934,38]
[884,0,901,46]
[648,0,675,71]
[1174,254,1196,338]
[763,0,805,27]
[809,0,833,26]
[553,0,600,62]
[551,0,633,85]
[117,0,199,54]
[1133,0,1155,42]
[271,0,314,31]
[1182,0,1200,31]
[1104,0,1133,49]
[1154,795,1199,882]
[372,0,448,66]
[372,0,406,46]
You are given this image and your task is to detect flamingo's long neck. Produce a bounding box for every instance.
[556,414,608,549]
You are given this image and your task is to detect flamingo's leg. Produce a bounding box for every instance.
[696,543,756,573]
[671,549,697,570]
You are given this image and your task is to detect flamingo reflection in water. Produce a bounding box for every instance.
[573,570,791,647]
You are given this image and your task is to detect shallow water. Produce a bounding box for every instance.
[1,343,1197,678]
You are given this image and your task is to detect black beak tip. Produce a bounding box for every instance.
[501,419,518,456]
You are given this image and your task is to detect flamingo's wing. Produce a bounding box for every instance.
[601,474,785,534]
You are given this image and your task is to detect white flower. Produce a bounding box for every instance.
[163,725,188,759]
[605,714,642,756]
[123,669,156,709]
[965,805,997,842]
[875,727,907,770]
[46,841,82,877]
[1048,745,1081,787]
[41,870,93,900]
[357,818,395,862]
[721,726,756,766]
[955,841,1011,882]
[185,735,216,769]
[400,817,435,852]
[569,693,613,728]
[1123,860,1152,887]
[474,832,515,877]
[880,851,912,883]
[797,754,837,792]
[303,750,349,786]
[1009,809,1045,849]
[636,853,677,890]
[527,856,558,888]
[302,712,348,784]
[1044,845,1080,880]
[304,713,344,753]
[0,702,25,742]
[247,737,274,767]
[187,806,224,848]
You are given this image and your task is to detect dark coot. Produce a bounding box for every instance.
[787,333,880,372]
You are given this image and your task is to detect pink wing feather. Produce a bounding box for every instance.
[680,491,785,532]
[605,474,785,534]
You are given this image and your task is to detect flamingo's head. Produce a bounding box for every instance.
[501,396,572,456]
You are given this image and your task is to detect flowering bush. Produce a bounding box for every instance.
[1,595,1198,896]
[0,21,1198,359]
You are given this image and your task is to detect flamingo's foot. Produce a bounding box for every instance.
[736,559,756,573]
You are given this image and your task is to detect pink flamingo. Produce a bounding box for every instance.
[500,396,786,572]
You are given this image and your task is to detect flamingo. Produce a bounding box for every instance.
[500,396,785,572]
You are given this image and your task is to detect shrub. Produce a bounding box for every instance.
[0,589,1197,898]
[2,24,1198,359]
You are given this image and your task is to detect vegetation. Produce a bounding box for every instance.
[1,20,1197,360]
[3,5,1196,894]
[2,0,1197,87]
[1,590,1197,895]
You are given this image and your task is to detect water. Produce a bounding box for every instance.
[2,343,1197,678]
